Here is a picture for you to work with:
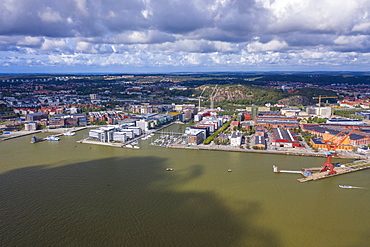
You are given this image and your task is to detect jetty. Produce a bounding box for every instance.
[273,165,302,174]
[297,162,370,182]
[273,162,370,182]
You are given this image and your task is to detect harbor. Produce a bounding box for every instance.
[1,127,370,247]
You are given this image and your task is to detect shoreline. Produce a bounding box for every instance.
[1,127,88,141]
[167,143,363,159]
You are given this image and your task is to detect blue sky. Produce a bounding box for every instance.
[1,0,370,73]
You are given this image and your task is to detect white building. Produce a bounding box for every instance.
[89,126,115,142]
[306,107,332,118]
[136,119,150,132]
[24,122,37,131]
[128,127,142,136]
[113,132,127,142]
[230,132,242,146]
[120,129,135,139]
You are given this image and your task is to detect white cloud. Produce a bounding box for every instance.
[74,0,89,16]
[1,0,370,71]
[16,36,43,46]
[41,39,67,51]
[38,8,62,23]
[265,0,362,33]
[352,22,370,33]
[247,39,288,53]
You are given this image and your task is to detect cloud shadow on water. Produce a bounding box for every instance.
[0,156,281,247]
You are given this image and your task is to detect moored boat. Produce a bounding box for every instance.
[45,135,60,141]
[64,131,76,136]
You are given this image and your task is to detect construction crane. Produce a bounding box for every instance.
[210,85,219,109]
[198,87,207,110]
[321,127,366,175]
[312,95,338,116]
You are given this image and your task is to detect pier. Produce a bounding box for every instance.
[297,163,370,182]
[273,162,370,182]
[273,165,302,174]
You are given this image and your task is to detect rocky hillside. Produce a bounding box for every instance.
[197,84,283,105]
[196,84,334,106]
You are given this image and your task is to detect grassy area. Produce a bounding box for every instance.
[203,115,237,144]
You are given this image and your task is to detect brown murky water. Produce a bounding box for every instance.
[1,126,369,247]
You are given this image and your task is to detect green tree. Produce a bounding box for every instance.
[90,120,107,125]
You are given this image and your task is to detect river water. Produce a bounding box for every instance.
[1,125,369,247]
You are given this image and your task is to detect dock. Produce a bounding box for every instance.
[297,163,370,182]
[273,162,370,182]
[273,165,302,174]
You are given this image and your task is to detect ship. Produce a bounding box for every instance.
[45,135,60,141]
[63,131,76,136]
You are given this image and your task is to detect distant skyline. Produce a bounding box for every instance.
[1,0,370,73]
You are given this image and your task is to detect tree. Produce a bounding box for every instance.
[90,120,107,125]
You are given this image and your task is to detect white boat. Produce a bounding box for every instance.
[64,131,76,136]
[133,146,140,149]
[125,144,133,148]
[45,135,60,141]
[339,185,362,189]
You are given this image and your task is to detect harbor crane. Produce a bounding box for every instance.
[321,127,366,175]
[312,95,338,116]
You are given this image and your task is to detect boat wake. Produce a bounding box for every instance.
[338,185,364,189]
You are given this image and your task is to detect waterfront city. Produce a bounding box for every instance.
[3,1,370,245]
[1,73,370,246]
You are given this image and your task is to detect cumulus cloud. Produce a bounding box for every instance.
[247,39,288,53]
[352,22,370,33]
[17,36,44,47]
[41,39,68,51]
[38,8,63,23]
[1,0,370,71]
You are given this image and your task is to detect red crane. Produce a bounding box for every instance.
[321,127,366,175]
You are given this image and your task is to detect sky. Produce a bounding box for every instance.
[1,0,370,73]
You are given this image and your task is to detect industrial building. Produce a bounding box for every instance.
[302,124,370,147]
[49,114,87,128]
[26,112,48,122]
[254,135,267,149]
[271,128,301,148]
[255,116,300,129]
